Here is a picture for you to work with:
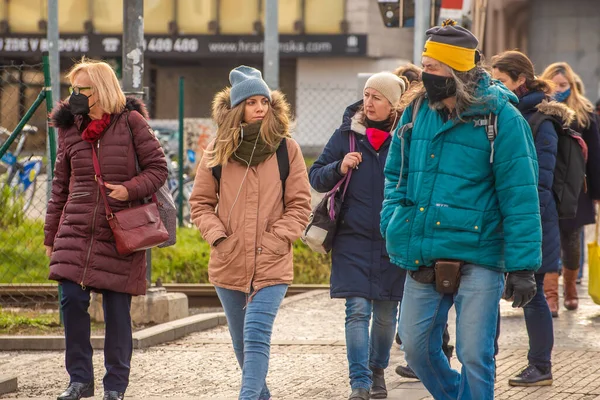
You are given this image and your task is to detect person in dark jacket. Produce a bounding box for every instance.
[541,62,600,314]
[45,59,168,400]
[492,50,572,386]
[309,72,408,400]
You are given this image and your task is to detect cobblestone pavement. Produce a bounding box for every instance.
[2,279,600,399]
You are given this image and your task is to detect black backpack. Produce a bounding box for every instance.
[528,112,587,219]
[211,138,290,192]
[483,112,587,219]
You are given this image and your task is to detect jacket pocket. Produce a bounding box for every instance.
[214,232,239,258]
[432,206,483,254]
[385,206,415,261]
[261,230,290,255]
[69,192,90,199]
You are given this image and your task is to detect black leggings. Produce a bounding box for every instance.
[560,227,583,270]
[560,227,583,271]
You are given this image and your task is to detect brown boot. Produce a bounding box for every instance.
[544,272,559,317]
[563,268,579,310]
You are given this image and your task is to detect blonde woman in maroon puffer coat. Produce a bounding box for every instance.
[44,59,168,400]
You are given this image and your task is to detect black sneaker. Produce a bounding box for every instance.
[508,364,553,387]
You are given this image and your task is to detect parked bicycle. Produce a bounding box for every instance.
[0,125,42,212]
[161,142,195,228]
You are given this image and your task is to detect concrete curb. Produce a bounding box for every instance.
[0,375,17,395]
[0,290,326,352]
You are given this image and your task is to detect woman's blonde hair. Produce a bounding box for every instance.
[205,89,290,168]
[66,58,126,114]
[541,62,594,128]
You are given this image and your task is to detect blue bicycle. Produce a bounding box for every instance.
[0,125,42,212]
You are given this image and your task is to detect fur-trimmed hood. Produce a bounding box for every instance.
[517,91,576,126]
[211,87,291,134]
[50,96,149,130]
[536,99,576,126]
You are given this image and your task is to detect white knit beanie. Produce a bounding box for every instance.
[364,72,406,106]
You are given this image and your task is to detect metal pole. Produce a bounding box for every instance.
[177,76,184,227]
[46,0,60,217]
[263,0,279,89]
[42,51,60,321]
[122,0,144,96]
[413,0,432,65]
[0,90,46,160]
[121,0,150,284]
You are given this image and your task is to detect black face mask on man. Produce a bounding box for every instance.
[421,71,457,103]
[68,92,94,116]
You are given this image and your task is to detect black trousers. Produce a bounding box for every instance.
[60,280,133,393]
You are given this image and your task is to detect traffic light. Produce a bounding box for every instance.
[378,0,443,28]
[377,0,400,28]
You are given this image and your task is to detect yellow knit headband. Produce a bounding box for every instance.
[422,41,476,72]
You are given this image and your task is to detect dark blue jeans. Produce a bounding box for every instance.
[216,284,288,400]
[523,273,554,368]
[60,280,133,393]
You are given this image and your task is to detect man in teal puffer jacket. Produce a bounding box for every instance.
[381,20,542,400]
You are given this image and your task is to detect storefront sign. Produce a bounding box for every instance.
[0,34,367,58]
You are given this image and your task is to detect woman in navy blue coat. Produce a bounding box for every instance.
[492,51,565,387]
[541,62,600,313]
[309,72,407,400]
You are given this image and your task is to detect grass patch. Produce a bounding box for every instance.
[0,220,50,284]
[152,227,331,284]
[0,224,330,285]
[0,307,61,334]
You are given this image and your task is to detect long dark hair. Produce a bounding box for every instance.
[491,50,553,95]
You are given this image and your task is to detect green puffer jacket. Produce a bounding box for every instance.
[381,72,542,273]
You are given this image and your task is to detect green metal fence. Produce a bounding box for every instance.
[0,54,58,307]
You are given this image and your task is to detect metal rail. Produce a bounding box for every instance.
[0,284,329,308]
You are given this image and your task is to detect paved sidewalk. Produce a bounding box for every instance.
[2,279,600,399]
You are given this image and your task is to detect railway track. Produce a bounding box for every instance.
[0,283,329,308]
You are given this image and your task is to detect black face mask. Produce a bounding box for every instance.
[422,71,457,103]
[68,92,93,115]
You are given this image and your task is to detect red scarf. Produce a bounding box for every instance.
[366,128,390,151]
[81,113,111,143]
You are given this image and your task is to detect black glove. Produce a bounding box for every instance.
[503,271,537,308]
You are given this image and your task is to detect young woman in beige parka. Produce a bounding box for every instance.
[189,66,311,400]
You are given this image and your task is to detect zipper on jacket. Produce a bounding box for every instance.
[81,140,101,290]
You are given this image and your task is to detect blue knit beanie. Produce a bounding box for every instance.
[229,66,272,107]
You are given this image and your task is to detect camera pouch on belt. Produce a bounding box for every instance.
[434,260,464,294]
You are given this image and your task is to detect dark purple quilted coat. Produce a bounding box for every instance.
[44,98,168,295]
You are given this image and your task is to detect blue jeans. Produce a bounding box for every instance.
[524,273,553,368]
[399,264,504,400]
[345,298,399,390]
[216,284,287,400]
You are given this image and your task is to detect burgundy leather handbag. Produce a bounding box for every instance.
[92,145,169,255]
